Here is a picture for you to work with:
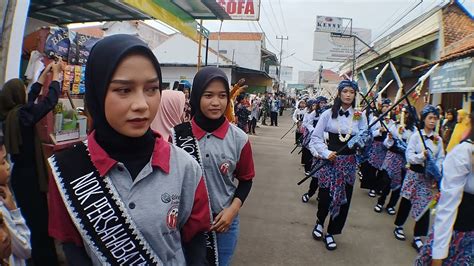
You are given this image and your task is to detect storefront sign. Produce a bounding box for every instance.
[216,0,260,20]
[313,28,371,62]
[430,57,474,93]
[316,16,344,33]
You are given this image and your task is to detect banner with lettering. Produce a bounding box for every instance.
[216,0,260,20]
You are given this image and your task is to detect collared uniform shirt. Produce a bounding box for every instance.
[0,203,31,266]
[406,129,445,169]
[384,124,415,148]
[49,132,210,265]
[191,119,255,214]
[311,107,368,159]
[432,141,474,259]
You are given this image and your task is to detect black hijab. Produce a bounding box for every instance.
[190,67,230,132]
[85,34,162,179]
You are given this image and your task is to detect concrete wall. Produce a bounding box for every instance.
[208,39,262,70]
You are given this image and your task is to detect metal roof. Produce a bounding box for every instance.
[28,0,151,24]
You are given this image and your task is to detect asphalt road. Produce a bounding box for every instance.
[232,110,418,266]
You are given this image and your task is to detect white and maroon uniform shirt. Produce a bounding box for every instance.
[48,132,210,265]
[191,119,255,214]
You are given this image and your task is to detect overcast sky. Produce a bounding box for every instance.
[201,0,474,83]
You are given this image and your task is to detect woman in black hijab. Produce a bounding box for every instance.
[0,61,63,265]
[48,34,210,265]
[176,66,255,265]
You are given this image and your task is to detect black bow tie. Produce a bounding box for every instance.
[424,135,435,141]
[339,109,350,117]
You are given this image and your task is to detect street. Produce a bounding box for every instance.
[233,111,417,266]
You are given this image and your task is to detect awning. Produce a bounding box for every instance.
[233,66,272,79]
[28,0,151,24]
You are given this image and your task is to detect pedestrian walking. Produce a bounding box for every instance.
[393,105,445,252]
[173,66,255,266]
[309,80,367,250]
[415,115,473,265]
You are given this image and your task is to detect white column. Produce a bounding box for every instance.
[4,0,30,81]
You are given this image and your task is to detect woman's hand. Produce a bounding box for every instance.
[327,152,337,162]
[431,259,443,266]
[51,59,64,81]
[388,132,393,139]
[37,63,54,85]
[210,199,241,233]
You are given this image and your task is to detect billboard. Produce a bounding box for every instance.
[316,16,344,33]
[280,66,293,81]
[430,58,474,93]
[216,0,260,20]
[313,27,372,62]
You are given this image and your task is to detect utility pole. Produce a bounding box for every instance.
[276,35,288,90]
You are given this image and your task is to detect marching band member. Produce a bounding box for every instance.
[292,100,307,145]
[393,105,445,252]
[415,114,473,265]
[375,106,416,215]
[309,80,367,250]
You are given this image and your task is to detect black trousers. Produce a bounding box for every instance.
[394,197,430,237]
[317,184,354,235]
[270,111,278,126]
[248,117,257,133]
[377,169,405,207]
[11,165,59,266]
[360,161,384,191]
[301,148,312,172]
[295,131,303,144]
[307,177,319,197]
[62,242,92,266]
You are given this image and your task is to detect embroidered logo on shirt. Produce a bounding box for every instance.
[166,205,179,229]
[219,162,230,175]
[161,193,171,203]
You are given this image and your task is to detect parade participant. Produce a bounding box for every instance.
[173,66,255,266]
[292,99,306,144]
[310,80,368,250]
[270,94,280,126]
[375,106,416,214]
[150,89,186,141]
[301,96,327,203]
[248,97,260,135]
[393,105,445,252]
[362,99,392,197]
[47,34,211,265]
[446,109,471,152]
[0,61,63,265]
[182,82,192,122]
[301,99,317,176]
[441,109,456,149]
[235,94,251,133]
[0,142,32,265]
[415,114,474,265]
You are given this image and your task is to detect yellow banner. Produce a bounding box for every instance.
[122,0,199,40]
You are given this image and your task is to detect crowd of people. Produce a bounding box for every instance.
[293,79,472,264]
[0,34,257,266]
[0,33,472,266]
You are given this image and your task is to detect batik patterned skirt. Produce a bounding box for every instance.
[317,154,357,218]
[367,140,387,169]
[400,170,434,221]
[381,150,406,190]
[415,229,474,266]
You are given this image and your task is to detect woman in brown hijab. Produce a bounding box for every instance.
[0,60,63,265]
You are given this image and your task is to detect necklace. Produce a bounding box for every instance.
[337,113,353,142]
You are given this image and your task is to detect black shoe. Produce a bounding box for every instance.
[324,234,337,251]
[302,193,310,203]
[412,238,423,252]
[368,190,376,197]
[386,207,396,215]
[374,204,383,213]
[312,223,323,240]
[393,227,406,241]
